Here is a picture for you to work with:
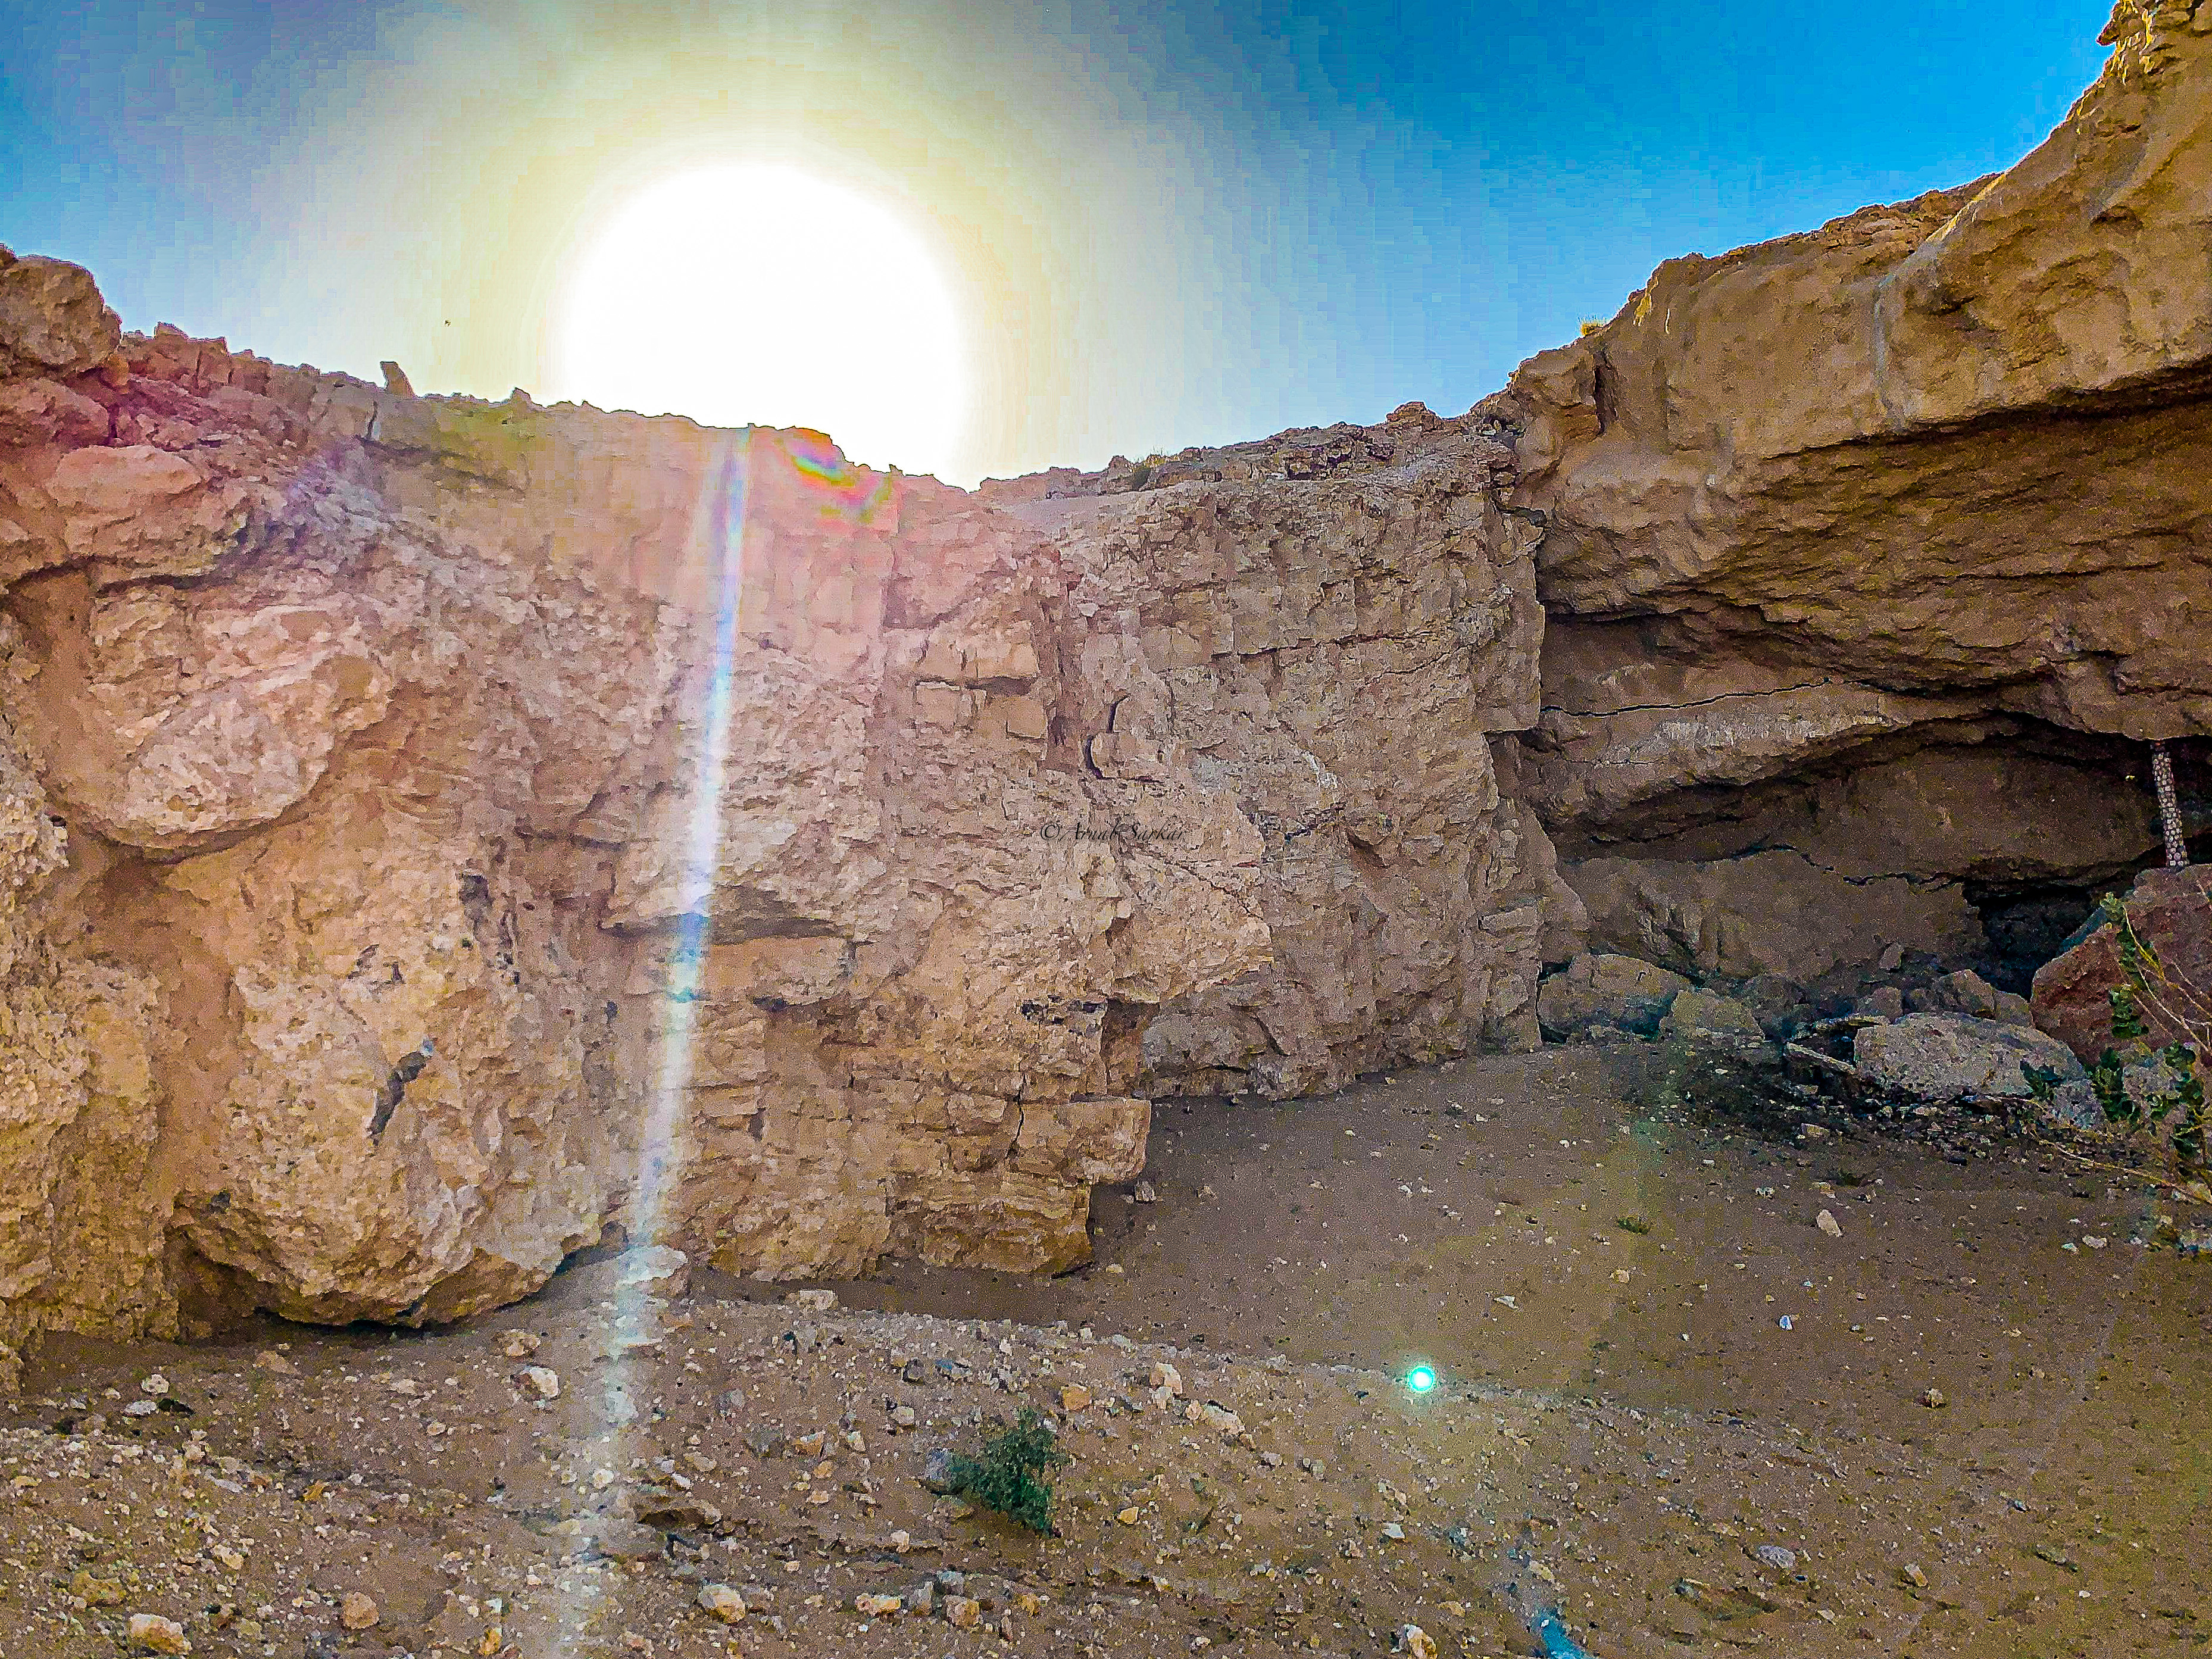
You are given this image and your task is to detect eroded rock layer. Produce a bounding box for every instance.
[0,258,1558,1370]
[1505,0,2212,989]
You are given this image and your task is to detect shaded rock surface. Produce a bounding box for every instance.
[1505,2,2212,990]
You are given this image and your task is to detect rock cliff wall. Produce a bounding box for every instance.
[2,0,2206,1378]
[0,255,1557,1376]
[1505,0,2212,992]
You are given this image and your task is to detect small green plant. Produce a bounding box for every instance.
[1615,1214,1653,1236]
[2026,891,2210,1170]
[945,1407,1065,1534]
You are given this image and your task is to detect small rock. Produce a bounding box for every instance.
[697,1584,746,1623]
[139,1373,170,1396]
[340,1591,380,1630]
[1148,1361,1183,1396]
[1190,1400,1245,1436]
[943,1595,983,1628]
[71,1570,123,1606]
[518,1366,560,1400]
[1899,1563,1929,1588]
[1855,985,1907,1020]
[1921,1387,1947,1408]
[123,1398,158,1417]
[1133,1181,1158,1203]
[787,1288,838,1313]
[2082,1235,2107,1250]
[792,1430,827,1457]
[853,1592,903,1617]
[591,1520,667,1561]
[1117,1506,1142,1525]
[499,1330,541,1359]
[1752,1544,1797,1571]
[921,1448,959,1494]
[251,1350,294,1374]
[1061,1382,1092,1414]
[212,1545,245,1573]
[889,1404,918,1429]
[127,1614,190,1654]
[1816,1209,1843,1238]
[1395,1624,1438,1659]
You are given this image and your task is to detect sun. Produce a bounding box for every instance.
[552,163,968,480]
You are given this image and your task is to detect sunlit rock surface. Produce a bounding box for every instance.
[0,258,1555,1362]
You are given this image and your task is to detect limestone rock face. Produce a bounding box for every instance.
[1508,4,2212,987]
[998,416,1558,1097]
[0,272,1557,1357]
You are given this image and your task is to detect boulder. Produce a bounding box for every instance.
[1660,988,1771,1058]
[1908,968,2034,1027]
[1536,953,1691,1040]
[2032,867,2211,1061]
[1853,1014,2085,1104]
[0,251,121,377]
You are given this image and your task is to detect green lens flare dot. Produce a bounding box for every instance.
[1405,1366,1438,1394]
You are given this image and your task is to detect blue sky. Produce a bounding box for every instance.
[1,1,2112,480]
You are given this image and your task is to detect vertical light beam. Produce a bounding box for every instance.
[635,432,752,1252]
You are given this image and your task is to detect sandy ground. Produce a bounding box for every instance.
[5,1045,2209,1659]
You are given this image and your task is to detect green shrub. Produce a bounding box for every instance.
[2026,892,2210,1169]
[945,1407,1065,1534]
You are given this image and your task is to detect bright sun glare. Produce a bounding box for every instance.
[555,164,968,479]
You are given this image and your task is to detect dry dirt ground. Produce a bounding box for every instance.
[5,1046,2209,1659]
